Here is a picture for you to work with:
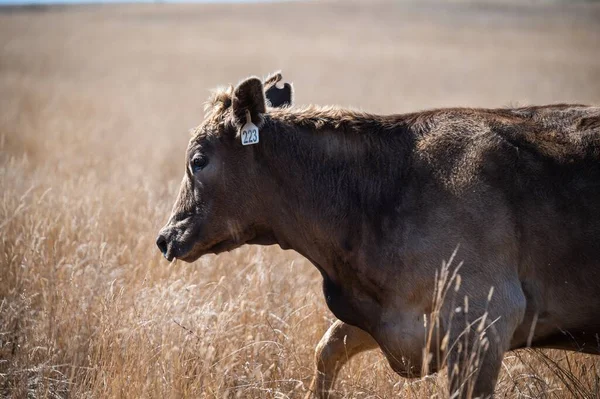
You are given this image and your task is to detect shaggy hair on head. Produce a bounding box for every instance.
[204,86,233,119]
[200,84,410,137]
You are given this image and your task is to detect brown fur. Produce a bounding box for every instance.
[158,75,600,398]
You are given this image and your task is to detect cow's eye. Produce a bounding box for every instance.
[191,156,208,172]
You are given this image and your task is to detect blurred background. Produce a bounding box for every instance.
[1,0,600,397]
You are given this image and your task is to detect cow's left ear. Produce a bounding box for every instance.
[231,77,266,128]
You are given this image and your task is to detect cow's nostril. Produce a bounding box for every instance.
[156,235,168,257]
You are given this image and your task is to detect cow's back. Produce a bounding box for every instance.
[505,106,600,351]
[410,105,600,352]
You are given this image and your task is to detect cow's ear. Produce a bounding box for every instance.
[231,77,266,127]
[264,72,293,108]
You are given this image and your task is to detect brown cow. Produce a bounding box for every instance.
[157,73,600,398]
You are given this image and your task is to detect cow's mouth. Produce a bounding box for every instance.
[177,232,255,263]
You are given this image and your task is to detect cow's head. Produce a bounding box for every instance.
[156,73,293,262]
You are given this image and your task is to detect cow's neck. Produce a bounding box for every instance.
[255,112,414,286]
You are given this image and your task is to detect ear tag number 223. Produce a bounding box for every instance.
[241,111,259,146]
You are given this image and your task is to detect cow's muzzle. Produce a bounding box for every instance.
[156,226,181,261]
[156,233,171,261]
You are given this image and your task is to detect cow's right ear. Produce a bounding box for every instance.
[264,72,293,108]
[231,77,266,128]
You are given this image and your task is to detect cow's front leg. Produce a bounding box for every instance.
[306,320,379,399]
[446,279,526,399]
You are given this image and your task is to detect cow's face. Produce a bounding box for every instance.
[156,74,292,262]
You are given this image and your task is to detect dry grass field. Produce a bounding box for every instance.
[1,0,600,397]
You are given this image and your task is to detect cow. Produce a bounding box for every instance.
[156,72,600,398]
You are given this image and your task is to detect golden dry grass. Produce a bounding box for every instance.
[1,1,600,397]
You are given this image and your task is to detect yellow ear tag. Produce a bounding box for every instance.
[241,110,259,146]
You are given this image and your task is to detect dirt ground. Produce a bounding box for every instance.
[1,1,600,397]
